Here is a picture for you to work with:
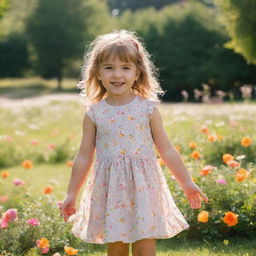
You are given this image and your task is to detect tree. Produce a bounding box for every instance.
[213,0,256,65]
[26,0,112,89]
[0,0,9,18]
[108,0,180,12]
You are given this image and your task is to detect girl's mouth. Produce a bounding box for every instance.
[111,82,125,87]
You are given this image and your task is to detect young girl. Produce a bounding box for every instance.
[61,30,208,256]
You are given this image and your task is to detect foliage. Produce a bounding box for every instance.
[0,100,256,255]
[117,1,256,101]
[0,0,9,19]
[0,33,30,78]
[26,0,113,89]
[213,0,256,65]
[107,0,179,12]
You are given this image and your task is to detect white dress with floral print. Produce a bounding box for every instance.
[68,95,189,244]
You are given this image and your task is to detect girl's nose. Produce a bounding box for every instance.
[113,69,122,78]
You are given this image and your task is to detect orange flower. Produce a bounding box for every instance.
[64,246,79,255]
[22,160,33,169]
[1,170,9,178]
[44,186,53,194]
[223,212,239,227]
[197,211,209,223]
[66,161,73,167]
[200,125,209,134]
[191,151,201,159]
[241,137,252,147]
[207,134,218,142]
[36,238,49,248]
[235,168,250,182]
[226,160,240,168]
[222,154,234,164]
[200,165,214,176]
[175,145,181,152]
[189,141,197,149]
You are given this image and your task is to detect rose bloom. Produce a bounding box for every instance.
[13,178,25,186]
[47,144,55,150]
[31,139,39,145]
[22,160,33,169]
[216,178,227,185]
[241,137,252,147]
[0,195,9,202]
[200,165,214,176]
[64,246,79,255]
[197,211,209,223]
[1,170,9,178]
[235,168,250,182]
[222,154,234,164]
[223,212,239,227]
[207,134,218,142]
[44,186,53,194]
[226,160,240,168]
[189,141,197,149]
[191,151,201,159]
[27,218,40,226]
[36,238,50,254]
[200,125,209,134]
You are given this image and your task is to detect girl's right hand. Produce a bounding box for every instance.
[60,195,77,222]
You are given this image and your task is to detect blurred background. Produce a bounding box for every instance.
[0,0,255,102]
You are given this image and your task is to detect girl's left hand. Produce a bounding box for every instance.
[181,181,209,209]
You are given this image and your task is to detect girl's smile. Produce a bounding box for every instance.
[97,57,140,96]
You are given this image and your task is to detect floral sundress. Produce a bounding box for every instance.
[68,95,189,244]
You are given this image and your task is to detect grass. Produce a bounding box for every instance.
[1,78,256,255]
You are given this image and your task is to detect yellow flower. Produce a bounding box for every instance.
[197,211,209,223]
[223,240,229,245]
[64,245,79,255]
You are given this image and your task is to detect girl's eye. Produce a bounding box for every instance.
[123,67,130,70]
[105,67,112,70]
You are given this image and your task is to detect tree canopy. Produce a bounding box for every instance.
[213,0,256,65]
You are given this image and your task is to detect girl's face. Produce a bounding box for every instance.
[97,56,140,97]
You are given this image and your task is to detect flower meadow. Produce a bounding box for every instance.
[0,99,256,255]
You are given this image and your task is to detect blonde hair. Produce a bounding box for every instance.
[77,29,165,105]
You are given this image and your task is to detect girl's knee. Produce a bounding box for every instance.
[132,239,156,256]
[107,241,129,256]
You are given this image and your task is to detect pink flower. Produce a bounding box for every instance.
[57,201,63,209]
[0,196,9,202]
[31,139,39,145]
[217,178,227,185]
[13,178,25,186]
[41,247,49,254]
[0,208,18,228]
[3,209,18,222]
[27,218,40,226]
[47,144,55,150]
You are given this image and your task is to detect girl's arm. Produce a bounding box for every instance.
[61,113,96,221]
[66,113,96,198]
[150,107,208,209]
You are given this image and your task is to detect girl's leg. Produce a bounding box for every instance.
[107,241,129,256]
[132,238,156,256]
